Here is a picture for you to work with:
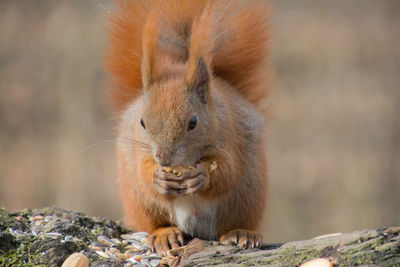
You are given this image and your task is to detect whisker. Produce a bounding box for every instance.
[78,138,117,155]
[117,137,153,151]
[118,142,152,153]
[97,3,111,15]
[80,143,97,153]
[119,137,152,147]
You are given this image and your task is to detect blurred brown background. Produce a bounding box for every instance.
[0,0,399,243]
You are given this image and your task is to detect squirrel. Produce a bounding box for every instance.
[106,0,270,256]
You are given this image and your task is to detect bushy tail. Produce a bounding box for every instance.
[106,0,270,112]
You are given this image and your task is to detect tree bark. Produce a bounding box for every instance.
[0,207,399,267]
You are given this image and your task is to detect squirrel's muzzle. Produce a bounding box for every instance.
[155,151,173,167]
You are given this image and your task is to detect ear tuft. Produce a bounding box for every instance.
[197,58,209,88]
[141,10,159,89]
[187,58,210,103]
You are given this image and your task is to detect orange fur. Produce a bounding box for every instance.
[106,0,270,112]
[107,0,270,254]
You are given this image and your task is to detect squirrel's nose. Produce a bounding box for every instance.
[155,151,172,167]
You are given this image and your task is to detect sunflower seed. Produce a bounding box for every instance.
[105,249,119,260]
[89,245,103,251]
[95,250,109,258]
[141,259,153,267]
[111,238,122,245]
[116,252,128,260]
[126,257,140,264]
[91,241,108,248]
[125,242,148,250]
[125,245,140,251]
[132,232,149,239]
[64,235,74,241]
[109,247,120,254]
[30,215,44,221]
[133,255,142,261]
[97,236,113,246]
[45,232,62,239]
[143,256,162,261]
[121,234,133,240]
[149,259,160,267]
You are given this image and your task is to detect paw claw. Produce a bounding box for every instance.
[219,229,263,250]
[146,227,185,256]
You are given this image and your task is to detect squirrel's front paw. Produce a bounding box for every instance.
[145,226,184,256]
[179,162,209,194]
[219,229,263,249]
[153,163,209,196]
[153,167,185,196]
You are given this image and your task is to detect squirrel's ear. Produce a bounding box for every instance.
[141,55,154,89]
[186,58,210,104]
[142,10,158,89]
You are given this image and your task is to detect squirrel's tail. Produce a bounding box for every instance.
[106,0,270,112]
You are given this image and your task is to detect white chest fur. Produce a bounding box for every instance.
[173,196,217,240]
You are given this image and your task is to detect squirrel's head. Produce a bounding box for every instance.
[140,58,215,167]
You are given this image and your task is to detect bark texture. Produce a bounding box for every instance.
[0,207,399,267]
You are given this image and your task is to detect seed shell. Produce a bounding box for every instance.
[61,252,89,267]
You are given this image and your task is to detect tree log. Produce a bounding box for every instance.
[0,207,399,266]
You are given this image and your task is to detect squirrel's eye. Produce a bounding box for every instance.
[140,118,146,130]
[188,116,197,131]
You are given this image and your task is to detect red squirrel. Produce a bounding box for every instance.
[106,0,270,255]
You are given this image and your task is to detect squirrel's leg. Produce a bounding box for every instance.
[123,196,184,255]
[216,164,267,249]
[121,186,184,255]
[219,229,263,249]
[120,192,157,233]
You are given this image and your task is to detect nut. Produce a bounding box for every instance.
[299,258,333,267]
[163,161,218,175]
[163,166,193,174]
[210,161,218,172]
[61,253,89,267]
